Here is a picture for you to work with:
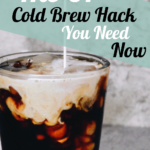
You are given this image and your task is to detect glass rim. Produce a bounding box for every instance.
[0,51,110,80]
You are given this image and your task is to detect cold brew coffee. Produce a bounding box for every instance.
[0,51,110,150]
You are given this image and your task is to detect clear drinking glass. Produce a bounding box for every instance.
[0,51,110,150]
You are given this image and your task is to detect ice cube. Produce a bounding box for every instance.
[64,65,96,73]
[32,53,55,64]
[20,53,54,66]
[22,53,56,74]
[64,57,98,73]
[17,55,101,75]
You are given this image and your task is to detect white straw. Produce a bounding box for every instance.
[63,46,67,68]
[63,0,67,69]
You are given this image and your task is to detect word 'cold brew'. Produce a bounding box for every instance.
[0,51,110,150]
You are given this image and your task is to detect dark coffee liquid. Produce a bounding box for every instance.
[0,75,107,150]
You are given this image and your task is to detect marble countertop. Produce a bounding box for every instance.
[100,125,150,150]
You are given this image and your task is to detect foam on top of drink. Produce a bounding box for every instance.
[1,53,103,75]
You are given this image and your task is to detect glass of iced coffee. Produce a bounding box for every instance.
[0,51,110,150]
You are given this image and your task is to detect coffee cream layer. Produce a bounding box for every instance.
[0,71,109,126]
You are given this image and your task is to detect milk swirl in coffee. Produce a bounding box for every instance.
[0,52,110,150]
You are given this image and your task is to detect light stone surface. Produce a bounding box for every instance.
[0,30,150,127]
[100,125,150,150]
[0,30,76,56]
[104,60,150,127]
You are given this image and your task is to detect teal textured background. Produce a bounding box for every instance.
[0,0,150,68]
